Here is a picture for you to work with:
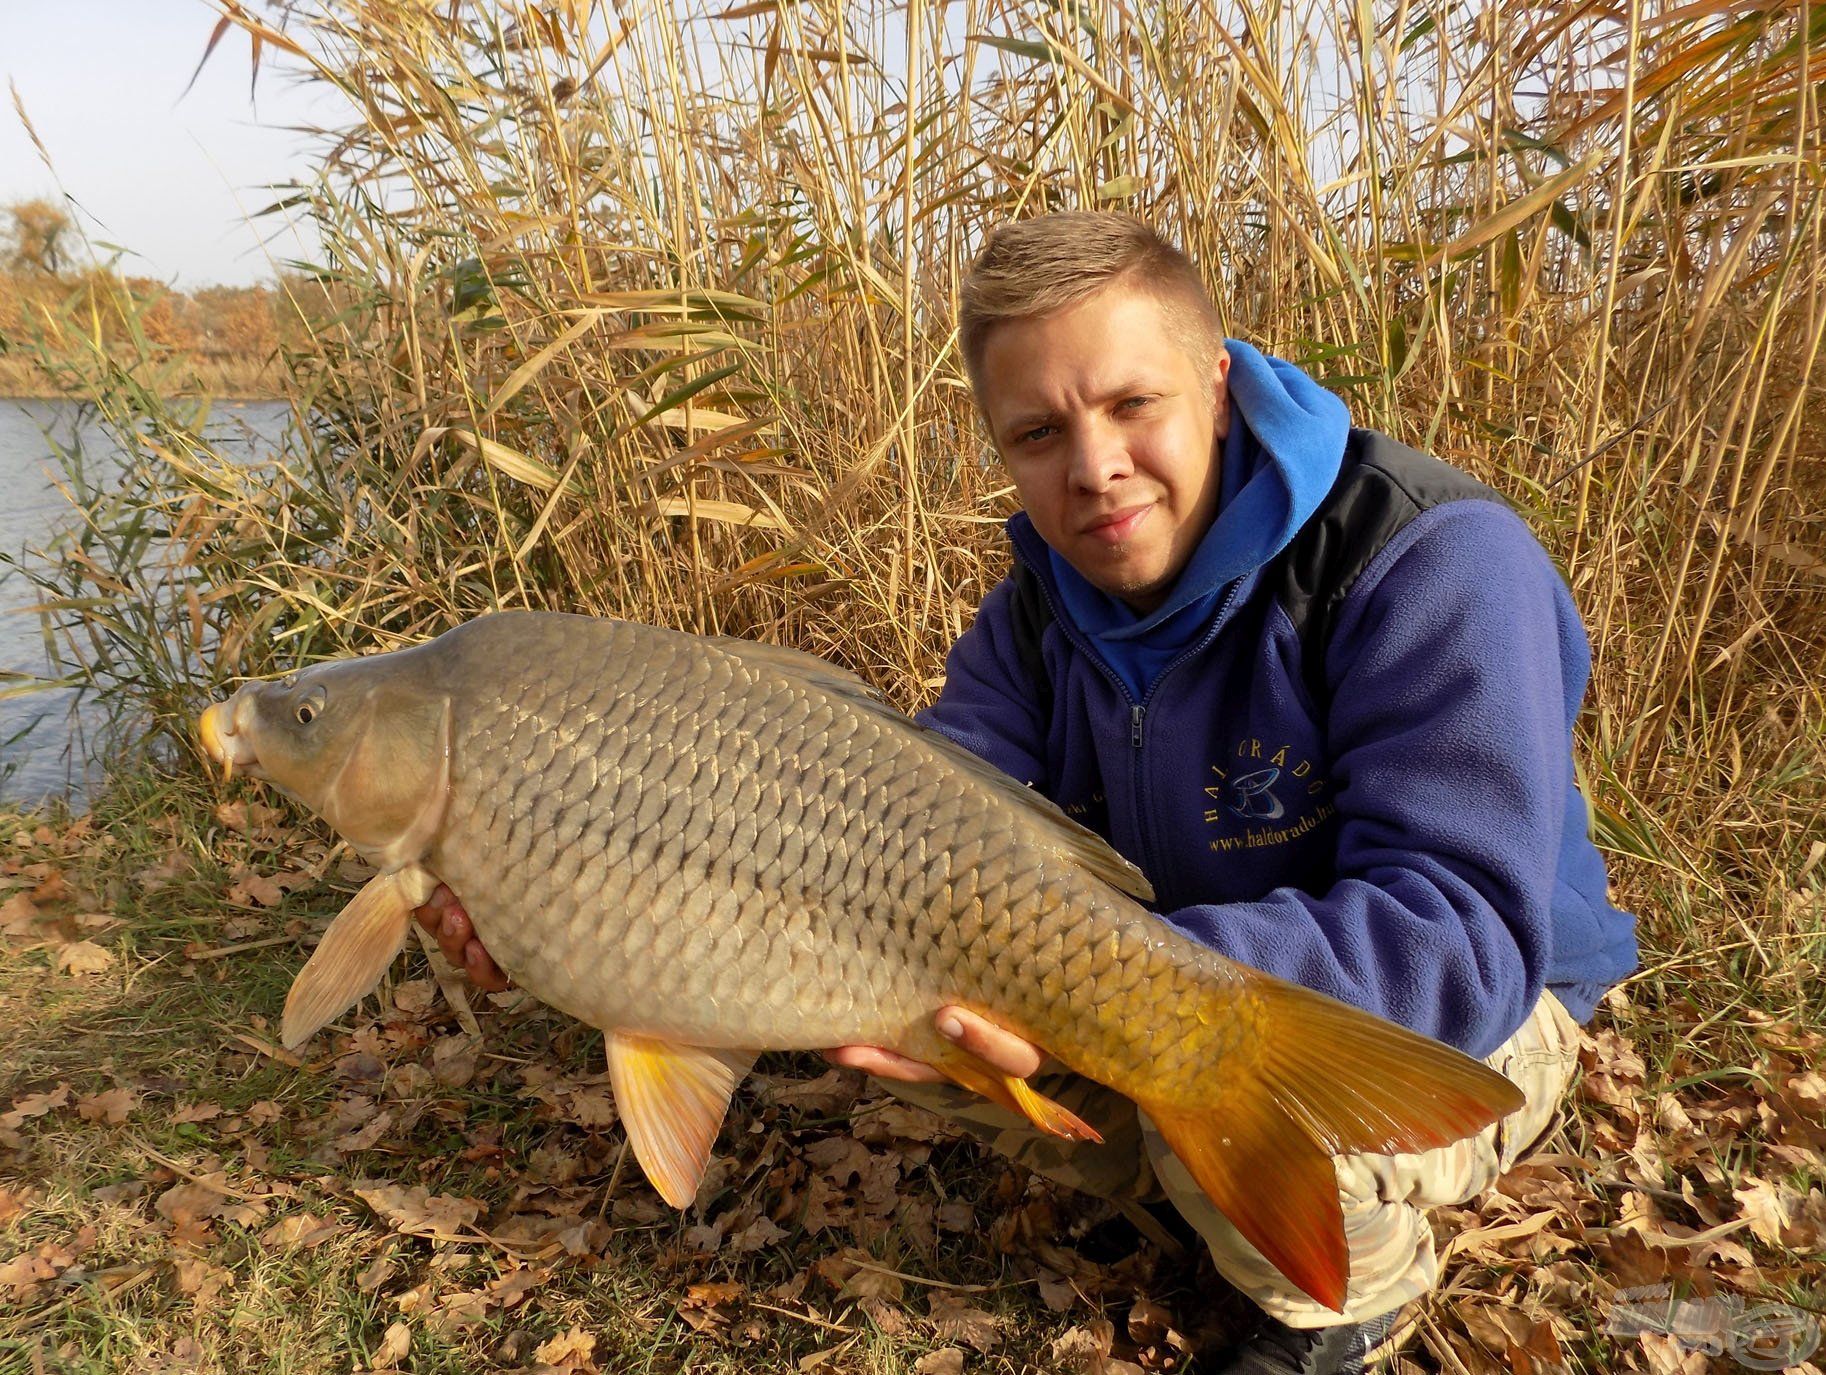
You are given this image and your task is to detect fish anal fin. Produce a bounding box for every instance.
[605,1034,756,1209]
[281,866,436,1049]
[1142,1095,1349,1314]
[932,1048,1103,1144]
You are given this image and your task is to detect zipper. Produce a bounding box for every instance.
[1010,539,1251,894]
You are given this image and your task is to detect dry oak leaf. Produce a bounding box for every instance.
[354,1183,482,1240]
[371,1320,411,1369]
[914,1349,966,1375]
[1734,1178,1795,1247]
[532,1324,598,1369]
[0,891,41,937]
[76,1087,138,1124]
[0,1184,41,1228]
[3,1084,71,1126]
[0,1250,57,1301]
[172,1254,234,1306]
[260,1212,347,1250]
[55,939,114,976]
[928,1291,1002,1353]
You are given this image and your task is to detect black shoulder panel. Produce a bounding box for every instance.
[1007,559,1057,717]
[1274,430,1507,706]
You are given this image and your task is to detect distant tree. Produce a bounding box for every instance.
[2,199,75,276]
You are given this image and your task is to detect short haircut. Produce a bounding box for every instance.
[958,211,1224,397]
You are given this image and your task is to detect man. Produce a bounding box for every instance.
[417,212,1637,1373]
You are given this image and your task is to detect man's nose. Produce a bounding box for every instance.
[1068,420,1132,492]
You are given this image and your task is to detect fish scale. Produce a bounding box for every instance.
[201,609,1529,1313]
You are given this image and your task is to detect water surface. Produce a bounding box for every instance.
[0,398,290,806]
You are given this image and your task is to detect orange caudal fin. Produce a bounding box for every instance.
[1142,972,1527,1314]
[1142,1094,1350,1313]
[933,1046,1104,1144]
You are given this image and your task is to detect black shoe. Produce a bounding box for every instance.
[1220,1306,1401,1375]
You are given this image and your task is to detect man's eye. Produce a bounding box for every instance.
[1119,396,1152,411]
[1020,425,1055,444]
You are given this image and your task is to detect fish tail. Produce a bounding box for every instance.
[1135,971,1525,1314]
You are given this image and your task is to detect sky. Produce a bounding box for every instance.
[1,0,330,287]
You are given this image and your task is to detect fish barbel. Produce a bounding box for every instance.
[199,611,1522,1310]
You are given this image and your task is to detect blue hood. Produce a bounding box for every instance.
[1037,339,1351,700]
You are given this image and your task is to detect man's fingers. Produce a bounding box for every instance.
[935,1006,1043,1079]
[822,1045,946,1083]
[463,938,510,993]
[412,882,456,933]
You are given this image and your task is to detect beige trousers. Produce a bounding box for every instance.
[889,991,1582,1328]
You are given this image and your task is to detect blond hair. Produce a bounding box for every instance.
[958,211,1224,394]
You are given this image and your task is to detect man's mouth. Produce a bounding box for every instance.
[1082,504,1153,544]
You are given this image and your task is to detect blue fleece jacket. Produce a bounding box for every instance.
[917,344,1638,1057]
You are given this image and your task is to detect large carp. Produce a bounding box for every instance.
[199,611,1522,1310]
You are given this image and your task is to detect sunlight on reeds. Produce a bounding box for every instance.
[10,0,1824,1014]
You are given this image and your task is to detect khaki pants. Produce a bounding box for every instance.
[889,992,1581,1328]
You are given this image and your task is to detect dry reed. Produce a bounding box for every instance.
[13,0,1824,1030]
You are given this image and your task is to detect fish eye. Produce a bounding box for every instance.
[294,685,327,727]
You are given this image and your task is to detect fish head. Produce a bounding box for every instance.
[199,651,452,867]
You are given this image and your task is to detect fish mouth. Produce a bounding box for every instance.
[199,697,263,782]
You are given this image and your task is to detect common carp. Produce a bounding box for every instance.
[199,611,1522,1310]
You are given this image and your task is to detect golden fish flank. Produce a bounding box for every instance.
[199,611,1523,1312]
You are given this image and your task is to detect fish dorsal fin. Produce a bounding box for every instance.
[281,865,437,1049]
[707,634,1155,903]
[605,1033,757,1209]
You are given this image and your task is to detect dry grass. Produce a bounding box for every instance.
[1,0,1823,1369]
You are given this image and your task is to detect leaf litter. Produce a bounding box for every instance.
[3,807,1824,1373]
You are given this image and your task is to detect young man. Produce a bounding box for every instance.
[418,213,1637,1373]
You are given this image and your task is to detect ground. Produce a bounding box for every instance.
[0,780,1821,1374]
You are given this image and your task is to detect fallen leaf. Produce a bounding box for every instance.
[55,940,114,976]
[1735,1178,1794,1246]
[76,1087,138,1124]
[172,1254,234,1307]
[355,1183,482,1240]
[0,891,41,936]
[261,1212,347,1250]
[928,1291,1001,1353]
[371,1320,411,1368]
[533,1325,597,1369]
[0,1250,57,1301]
[914,1348,966,1375]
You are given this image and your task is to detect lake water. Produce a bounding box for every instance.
[0,398,290,807]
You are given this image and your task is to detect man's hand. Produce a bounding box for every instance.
[823,1007,1042,1084]
[412,884,511,992]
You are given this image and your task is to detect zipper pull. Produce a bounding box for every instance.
[1130,704,1144,749]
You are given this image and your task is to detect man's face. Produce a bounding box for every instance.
[978,286,1230,614]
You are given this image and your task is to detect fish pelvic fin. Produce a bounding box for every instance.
[281,865,436,1049]
[605,1035,757,1210]
[1138,971,1528,1314]
[931,1047,1103,1144]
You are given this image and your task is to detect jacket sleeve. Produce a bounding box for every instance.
[1158,502,1580,1057]
[913,575,1052,792]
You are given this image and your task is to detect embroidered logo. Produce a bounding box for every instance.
[1228,767,1285,820]
[1205,738,1333,851]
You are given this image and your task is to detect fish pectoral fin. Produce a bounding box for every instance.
[931,1048,1103,1144]
[1140,1094,1349,1314]
[605,1034,756,1210]
[280,866,436,1050]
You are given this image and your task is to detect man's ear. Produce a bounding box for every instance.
[1212,346,1233,440]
